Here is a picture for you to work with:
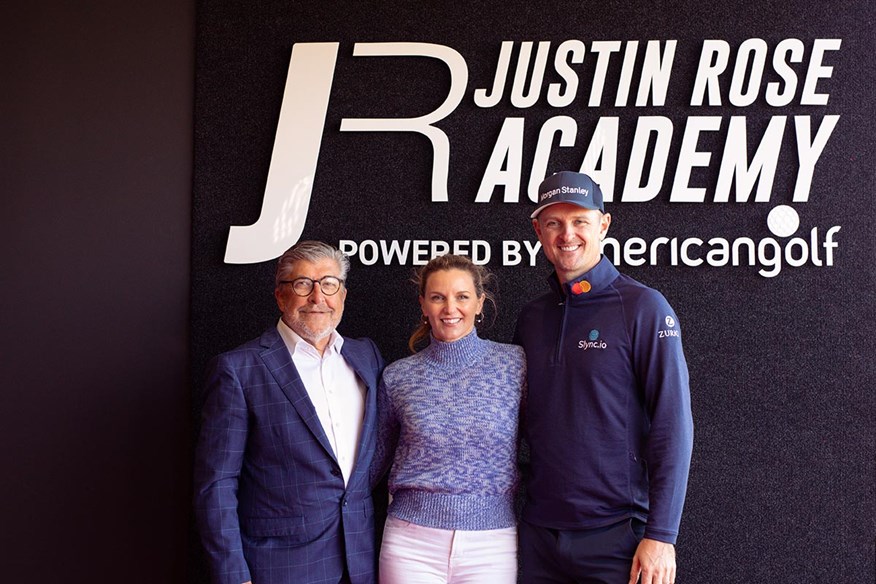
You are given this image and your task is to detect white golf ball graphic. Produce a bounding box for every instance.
[767,205,800,238]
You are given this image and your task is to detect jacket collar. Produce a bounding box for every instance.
[257,327,337,458]
[256,327,378,485]
[547,256,620,304]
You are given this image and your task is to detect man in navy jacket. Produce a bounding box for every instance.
[195,241,384,584]
[515,172,693,584]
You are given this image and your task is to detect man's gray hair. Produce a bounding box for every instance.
[275,241,350,286]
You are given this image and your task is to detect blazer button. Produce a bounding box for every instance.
[330,468,341,477]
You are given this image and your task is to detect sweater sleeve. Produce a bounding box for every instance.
[631,291,694,544]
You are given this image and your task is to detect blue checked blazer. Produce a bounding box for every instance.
[194,327,385,584]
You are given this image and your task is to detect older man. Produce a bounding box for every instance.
[514,172,694,584]
[195,241,385,584]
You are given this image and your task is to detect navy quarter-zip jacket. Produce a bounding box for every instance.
[514,256,693,544]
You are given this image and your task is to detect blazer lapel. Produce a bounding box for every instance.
[258,328,336,460]
[341,341,379,488]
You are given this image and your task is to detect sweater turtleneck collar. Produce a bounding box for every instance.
[421,328,485,368]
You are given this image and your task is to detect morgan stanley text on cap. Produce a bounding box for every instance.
[531,171,605,218]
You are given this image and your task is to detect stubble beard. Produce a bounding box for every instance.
[289,310,339,345]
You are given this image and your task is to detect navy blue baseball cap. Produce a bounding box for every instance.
[531,171,605,218]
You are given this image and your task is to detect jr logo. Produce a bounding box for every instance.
[224,42,467,263]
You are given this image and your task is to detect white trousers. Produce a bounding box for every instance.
[379,516,518,584]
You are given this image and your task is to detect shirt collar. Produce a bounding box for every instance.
[277,318,344,357]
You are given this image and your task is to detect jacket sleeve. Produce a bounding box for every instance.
[632,292,694,544]
[370,374,399,489]
[193,355,252,584]
[368,337,386,379]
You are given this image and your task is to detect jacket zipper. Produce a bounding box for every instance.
[554,299,567,364]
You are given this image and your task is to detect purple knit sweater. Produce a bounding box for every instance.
[373,330,526,530]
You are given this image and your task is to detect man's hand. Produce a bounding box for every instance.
[629,538,676,584]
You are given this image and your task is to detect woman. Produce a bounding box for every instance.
[373,254,526,584]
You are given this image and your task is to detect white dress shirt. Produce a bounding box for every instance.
[277,319,366,484]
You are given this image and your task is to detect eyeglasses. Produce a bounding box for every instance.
[279,276,345,296]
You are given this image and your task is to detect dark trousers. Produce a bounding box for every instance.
[519,518,645,584]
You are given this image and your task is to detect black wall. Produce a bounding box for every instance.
[2,1,193,581]
[192,2,874,583]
